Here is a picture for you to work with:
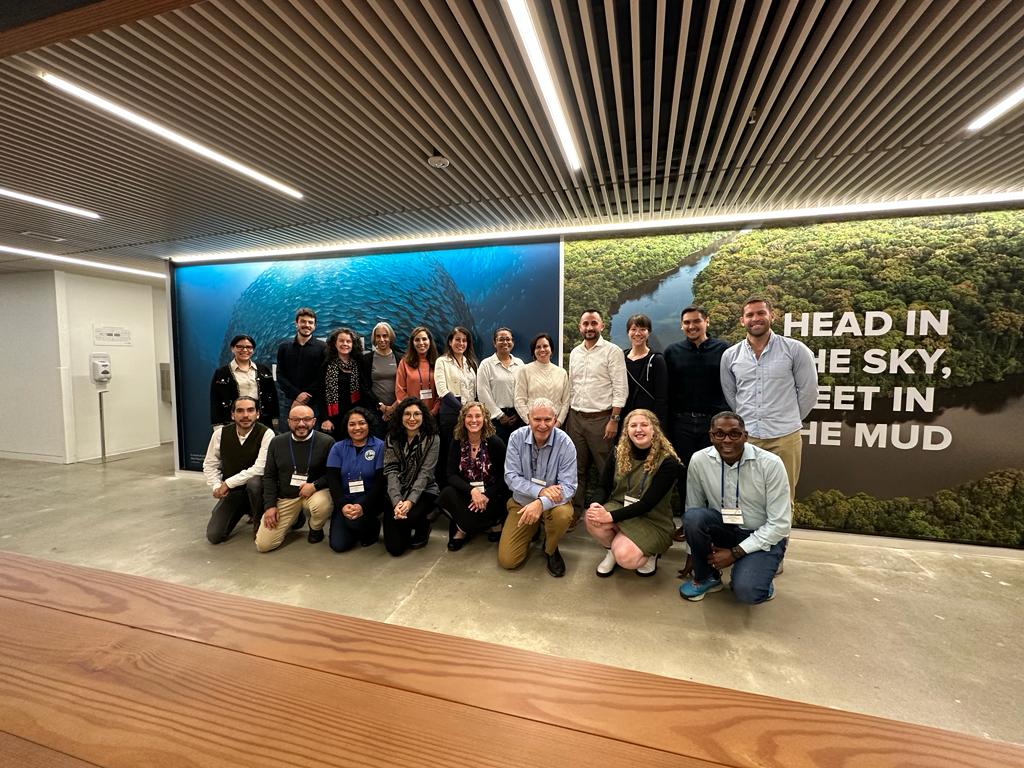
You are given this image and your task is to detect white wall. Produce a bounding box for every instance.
[62,273,161,461]
[0,272,69,462]
[152,286,174,443]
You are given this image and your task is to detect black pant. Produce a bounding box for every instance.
[329,506,382,552]
[381,492,437,556]
[206,477,262,544]
[438,485,507,535]
[492,411,523,446]
[669,414,713,512]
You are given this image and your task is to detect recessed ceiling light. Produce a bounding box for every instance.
[503,0,582,171]
[168,190,1024,264]
[18,231,66,243]
[427,153,450,169]
[0,244,165,279]
[39,72,304,200]
[967,82,1024,131]
[0,185,100,219]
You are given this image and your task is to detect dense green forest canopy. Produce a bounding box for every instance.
[693,210,1024,390]
[562,232,725,353]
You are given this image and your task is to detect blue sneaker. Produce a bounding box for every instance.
[765,582,775,602]
[679,576,724,601]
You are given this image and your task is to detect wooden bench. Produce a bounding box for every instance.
[0,551,1019,767]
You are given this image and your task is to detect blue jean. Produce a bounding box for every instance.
[682,507,787,604]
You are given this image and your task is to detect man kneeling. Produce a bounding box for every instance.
[498,398,577,577]
[203,396,273,544]
[679,411,790,604]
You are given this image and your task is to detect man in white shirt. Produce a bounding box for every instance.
[203,396,273,544]
[566,309,628,524]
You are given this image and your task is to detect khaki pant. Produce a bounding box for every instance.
[565,409,614,515]
[255,490,332,553]
[749,429,802,503]
[498,497,573,569]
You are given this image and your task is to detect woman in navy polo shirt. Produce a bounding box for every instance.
[326,407,385,551]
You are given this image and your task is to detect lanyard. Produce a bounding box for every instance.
[530,441,548,481]
[628,469,649,499]
[720,459,741,508]
[288,436,315,476]
[416,359,430,394]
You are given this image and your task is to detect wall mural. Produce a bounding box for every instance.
[563,210,1024,547]
[172,242,562,472]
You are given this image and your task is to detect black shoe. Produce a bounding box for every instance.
[291,510,307,530]
[307,527,324,544]
[486,526,502,543]
[546,547,566,578]
[447,519,466,551]
[410,524,431,549]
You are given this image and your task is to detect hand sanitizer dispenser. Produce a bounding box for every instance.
[90,353,112,383]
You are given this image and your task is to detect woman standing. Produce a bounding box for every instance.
[621,314,668,427]
[210,334,278,428]
[476,327,525,444]
[326,407,385,551]
[434,326,478,485]
[584,409,679,577]
[394,326,440,416]
[437,402,509,551]
[513,333,569,426]
[364,321,400,437]
[318,327,370,441]
[382,397,440,555]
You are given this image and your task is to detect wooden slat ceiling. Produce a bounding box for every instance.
[1,0,1023,283]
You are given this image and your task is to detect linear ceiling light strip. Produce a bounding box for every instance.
[0,244,165,279]
[0,185,100,219]
[39,72,304,200]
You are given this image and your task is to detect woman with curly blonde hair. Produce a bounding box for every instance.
[584,409,680,577]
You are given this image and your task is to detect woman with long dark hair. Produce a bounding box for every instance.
[382,397,439,555]
[326,406,385,551]
[394,326,440,416]
[317,327,369,441]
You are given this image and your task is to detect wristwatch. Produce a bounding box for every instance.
[610,414,621,422]
[730,546,746,560]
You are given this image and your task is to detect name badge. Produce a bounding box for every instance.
[348,479,365,494]
[470,481,484,488]
[531,477,546,487]
[290,473,307,488]
[623,495,640,506]
[721,507,743,525]
[419,389,433,400]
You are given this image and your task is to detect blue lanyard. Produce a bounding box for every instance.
[720,459,740,508]
[628,468,648,499]
[288,436,315,476]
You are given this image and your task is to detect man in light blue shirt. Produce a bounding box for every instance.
[720,296,817,503]
[499,398,578,577]
[679,411,790,603]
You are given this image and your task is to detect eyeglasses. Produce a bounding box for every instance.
[495,336,513,342]
[288,416,316,423]
[710,430,745,441]
[234,345,254,351]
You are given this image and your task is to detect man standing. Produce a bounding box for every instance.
[499,398,578,577]
[679,412,790,603]
[664,306,730,466]
[276,307,326,426]
[203,396,273,544]
[566,309,627,524]
[720,296,817,503]
[256,404,334,553]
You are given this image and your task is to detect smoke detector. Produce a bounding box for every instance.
[426,153,450,169]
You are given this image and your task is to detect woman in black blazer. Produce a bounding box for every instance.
[317,327,371,441]
[437,401,510,551]
[209,334,278,427]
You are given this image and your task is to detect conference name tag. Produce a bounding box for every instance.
[623,495,640,506]
[349,479,365,494]
[470,481,484,488]
[531,477,546,487]
[419,389,433,400]
[721,507,743,525]
[290,473,307,488]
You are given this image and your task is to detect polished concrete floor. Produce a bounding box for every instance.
[1,445,1021,746]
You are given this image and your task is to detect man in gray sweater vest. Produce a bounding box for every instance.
[256,404,335,552]
[203,396,273,544]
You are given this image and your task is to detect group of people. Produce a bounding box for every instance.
[204,297,817,604]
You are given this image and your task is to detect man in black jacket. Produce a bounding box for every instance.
[276,307,327,426]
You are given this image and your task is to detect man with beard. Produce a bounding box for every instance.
[566,309,627,526]
[256,404,334,552]
[276,307,327,427]
[679,411,790,603]
[203,396,273,544]
[720,296,817,505]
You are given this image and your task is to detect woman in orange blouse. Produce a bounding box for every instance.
[394,326,440,416]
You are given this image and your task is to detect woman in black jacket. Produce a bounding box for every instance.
[209,334,278,428]
[317,327,371,441]
[437,401,509,551]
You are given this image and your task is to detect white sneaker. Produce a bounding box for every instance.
[596,549,617,577]
[636,554,659,577]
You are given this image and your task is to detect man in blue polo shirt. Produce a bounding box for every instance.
[679,411,790,603]
[498,397,578,577]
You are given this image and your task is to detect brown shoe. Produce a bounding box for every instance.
[671,525,687,543]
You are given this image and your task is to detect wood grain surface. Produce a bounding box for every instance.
[0,731,100,768]
[0,552,1020,768]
